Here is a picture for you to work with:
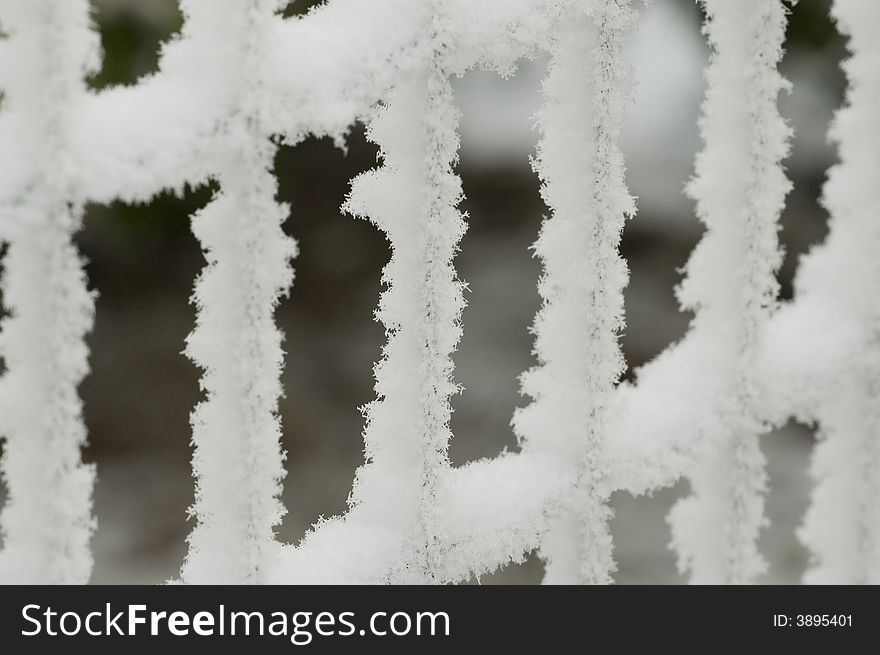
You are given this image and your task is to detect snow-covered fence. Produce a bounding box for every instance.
[0,0,875,584]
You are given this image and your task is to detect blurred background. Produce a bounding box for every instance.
[0,0,846,583]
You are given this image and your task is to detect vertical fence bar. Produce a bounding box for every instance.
[799,0,880,584]
[344,3,464,583]
[669,0,791,584]
[0,0,100,584]
[513,0,636,584]
[180,0,296,584]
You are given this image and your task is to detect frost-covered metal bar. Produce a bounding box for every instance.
[36,0,559,206]
[513,0,636,584]
[180,0,296,585]
[668,0,792,584]
[0,0,99,583]
[796,0,880,584]
[343,3,466,583]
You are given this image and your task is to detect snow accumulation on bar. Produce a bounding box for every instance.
[513,0,636,585]
[65,0,560,205]
[0,0,99,584]
[667,0,792,585]
[180,0,296,585]
[340,3,465,582]
[795,0,880,585]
